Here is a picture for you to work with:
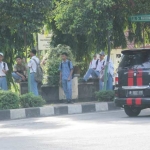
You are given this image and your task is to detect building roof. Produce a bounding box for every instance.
[122,48,150,54]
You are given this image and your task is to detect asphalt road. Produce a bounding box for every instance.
[0,109,150,150]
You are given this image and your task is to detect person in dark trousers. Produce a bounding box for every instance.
[28,49,40,96]
[0,52,9,90]
[59,52,73,103]
[12,56,27,83]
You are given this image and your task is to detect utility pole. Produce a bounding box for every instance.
[103,29,111,90]
[36,33,40,57]
[23,31,31,93]
[143,23,145,48]
[103,7,113,91]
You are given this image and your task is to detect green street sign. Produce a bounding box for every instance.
[129,15,150,22]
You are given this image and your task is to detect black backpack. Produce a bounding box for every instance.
[61,61,74,79]
[96,59,105,68]
[96,60,99,67]
[32,59,43,83]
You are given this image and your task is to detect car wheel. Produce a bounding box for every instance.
[124,106,141,117]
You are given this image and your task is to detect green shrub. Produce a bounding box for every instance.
[95,91,115,102]
[0,91,20,110]
[20,93,46,108]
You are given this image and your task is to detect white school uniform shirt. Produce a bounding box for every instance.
[28,56,40,73]
[89,59,97,69]
[96,59,105,72]
[104,56,114,76]
[0,62,9,76]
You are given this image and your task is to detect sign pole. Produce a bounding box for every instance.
[103,64,108,90]
[143,24,145,48]
[103,30,111,90]
[103,16,112,90]
[36,33,40,58]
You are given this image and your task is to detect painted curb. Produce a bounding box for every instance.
[0,102,120,121]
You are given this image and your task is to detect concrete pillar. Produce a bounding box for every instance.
[59,75,79,100]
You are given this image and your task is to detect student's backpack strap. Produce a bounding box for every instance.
[103,61,105,66]
[61,62,63,69]
[32,59,38,72]
[96,59,99,67]
[68,61,71,69]
[60,60,73,70]
[68,60,74,69]
[3,62,6,70]
[32,58,39,65]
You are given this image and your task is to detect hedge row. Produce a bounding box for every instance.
[0,91,45,110]
[95,91,115,102]
[0,90,115,110]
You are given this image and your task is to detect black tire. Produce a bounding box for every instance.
[124,106,141,117]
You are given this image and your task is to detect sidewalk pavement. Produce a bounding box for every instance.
[0,101,120,121]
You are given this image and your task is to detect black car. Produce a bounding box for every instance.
[115,48,150,117]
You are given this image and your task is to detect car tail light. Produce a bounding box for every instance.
[115,74,118,85]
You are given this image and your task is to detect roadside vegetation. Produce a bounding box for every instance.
[95,91,115,102]
[0,91,45,110]
[0,0,149,88]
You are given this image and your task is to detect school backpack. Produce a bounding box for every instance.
[61,61,74,79]
[32,59,43,83]
[96,59,99,67]
[95,59,105,69]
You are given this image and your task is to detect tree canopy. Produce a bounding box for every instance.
[0,0,150,87]
[51,0,150,49]
[0,0,51,87]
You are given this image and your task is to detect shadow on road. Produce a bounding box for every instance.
[0,109,150,131]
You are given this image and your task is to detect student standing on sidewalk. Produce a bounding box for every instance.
[0,52,9,90]
[28,49,40,96]
[59,52,73,104]
[12,56,27,83]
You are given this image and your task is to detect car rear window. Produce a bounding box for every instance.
[119,51,150,69]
